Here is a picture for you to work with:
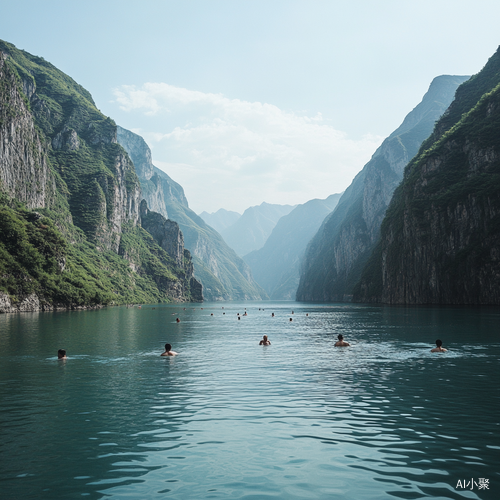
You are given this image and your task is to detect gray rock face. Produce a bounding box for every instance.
[140,200,184,268]
[0,292,40,313]
[0,52,55,209]
[354,47,500,305]
[296,75,469,302]
[117,126,154,180]
[105,152,142,252]
[117,126,189,218]
[139,200,203,301]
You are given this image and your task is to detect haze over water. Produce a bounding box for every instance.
[0,302,498,499]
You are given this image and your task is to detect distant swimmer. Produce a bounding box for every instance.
[431,339,447,352]
[334,334,350,347]
[161,343,178,356]
[57,349,67,360]
[238,316,241,320]
[289,318,293,322]
[176,318,180,323]
[272,313,274,317]
[259,335,271,346]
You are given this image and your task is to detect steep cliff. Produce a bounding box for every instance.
[0,40,200,310]
[296,75,469,302]
[0,50,56,210]
[117,127,266,301]
[244,194,341,299]
[354,47,500,304]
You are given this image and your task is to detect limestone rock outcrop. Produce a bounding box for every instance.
[0,51,55,209]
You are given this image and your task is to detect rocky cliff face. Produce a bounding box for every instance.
[138,200,203,302]
[0,39,201,309]
[354,47,500,304]
[118,127,266,301]
[296,75,469,302]
[0,41,142,253]
[0,51,55,209]
[117,126,189,219]
[140,200,184,268]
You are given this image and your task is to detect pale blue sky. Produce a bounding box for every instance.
[1,0,499,212]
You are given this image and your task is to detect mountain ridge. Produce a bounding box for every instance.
[296,74,469,302]
[244,193,342,299]
[0,39,202,311]
[354,47,500,304]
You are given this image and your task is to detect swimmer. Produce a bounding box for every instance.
[431,339,447,352]
[289,318,293,322]
[57,349,67,360]
[272,313,274,317]
[334,334,350,347]
[176,318,180,323]
[259,335,271,346]
[161,343,178,356]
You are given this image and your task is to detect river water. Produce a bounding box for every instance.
[0,302,498,500]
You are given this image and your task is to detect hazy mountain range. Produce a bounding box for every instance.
[198,208,241,234]
[216,202,296,257]
[243,194,342,299]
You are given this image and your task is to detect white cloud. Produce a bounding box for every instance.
[113,83,383,213]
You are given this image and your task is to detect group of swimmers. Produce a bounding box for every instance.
[57,338,447,359]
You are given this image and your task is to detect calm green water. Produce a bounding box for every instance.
[0,302,498,500]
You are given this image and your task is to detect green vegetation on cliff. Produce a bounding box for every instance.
[354,47,500,304]
[296,75,468,302]
[0,195,197,307]
[0,39,200,309]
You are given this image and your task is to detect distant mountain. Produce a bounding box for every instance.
[221,202,296,256]
[296,74,469,302]
[354,47,500,304]
[117,127,267,301]
[199,208,241,234]
[244,194,341,299]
